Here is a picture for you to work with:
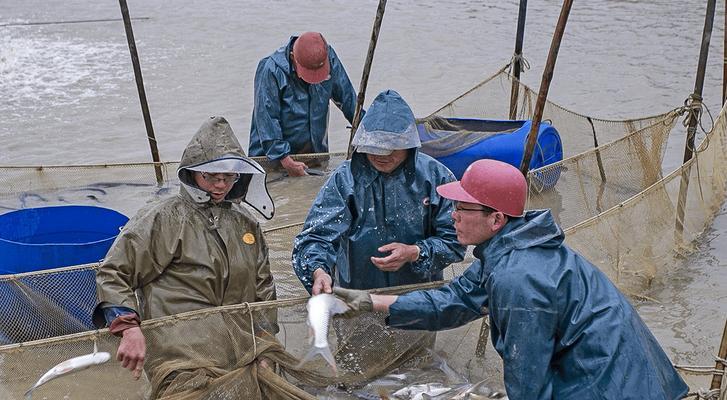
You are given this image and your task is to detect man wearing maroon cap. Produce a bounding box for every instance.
[249,32,358,177]
[333,159,689,400]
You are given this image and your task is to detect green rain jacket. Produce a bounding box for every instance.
[94,116,277,397]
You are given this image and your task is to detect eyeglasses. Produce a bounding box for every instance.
[200,172,240,185]
[453,206,489,213]
[453,203,494,215]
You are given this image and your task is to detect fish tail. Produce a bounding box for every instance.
[25,389,33,400]
[296,345,338,374]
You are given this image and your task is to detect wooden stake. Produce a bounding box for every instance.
[346,0,387,159]
[723,0,727,105]
[519,0,573,176]
[509,0,528,120]
[710,318,727,390]
[675,0,716,238]
[119,0,163,185]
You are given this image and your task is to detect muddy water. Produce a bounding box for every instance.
[2,0,727,396]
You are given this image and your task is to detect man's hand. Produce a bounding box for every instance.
[280,156,308,177]
[258,356,273,369]
[312,268,333,295]
[117,326,146,380]
[333,287,373,318]
[370,243,420,272]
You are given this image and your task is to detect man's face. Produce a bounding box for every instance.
[366,149,409,174]
[451,201,505,245]
[193,172,239,203]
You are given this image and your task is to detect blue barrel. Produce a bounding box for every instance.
[0,205,128,274]
[418,118,563,186]
[0,205,128,344]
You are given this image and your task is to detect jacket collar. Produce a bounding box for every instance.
[474,209,564,263]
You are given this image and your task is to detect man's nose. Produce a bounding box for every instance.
[213,178,228,188]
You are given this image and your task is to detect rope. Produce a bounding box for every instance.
[248,303,257,357]
[507,53,531,74]
[679,93,715,155]
[683,388,721,400]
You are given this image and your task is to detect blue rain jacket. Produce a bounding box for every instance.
[388,210,688,400]
[248,36,357,160]
[292,149,465,291]
[293,90,464,291]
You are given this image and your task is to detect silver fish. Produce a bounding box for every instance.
[393,383,453,400]
[25,349,110,399]
[298,293,349,373]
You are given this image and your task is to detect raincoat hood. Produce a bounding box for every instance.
[269,36,296,75]
[351,90,421,155]
[178,116,274,219]
[482,209,563,261]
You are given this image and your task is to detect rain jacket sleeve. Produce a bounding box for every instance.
[251,60,290,160]
[388,258,489,330]
[93,208,175,327]
[329,47,357,124]
[292,171,353,293]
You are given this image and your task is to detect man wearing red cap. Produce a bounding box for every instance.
[249,32,358,177]
[334,159,689,400]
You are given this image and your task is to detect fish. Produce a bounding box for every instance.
[392,383,453,400]
[450,379,494,399]
[297,293,350,373]
[25,349,111,399]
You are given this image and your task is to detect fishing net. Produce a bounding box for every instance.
[1,65,725,398]
[429,65,675,158]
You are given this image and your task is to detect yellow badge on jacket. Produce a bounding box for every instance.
[242,232,256,245]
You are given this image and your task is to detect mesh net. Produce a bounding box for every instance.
[1,65,725,398]
[429,65,676,158]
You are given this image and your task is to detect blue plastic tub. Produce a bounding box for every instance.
[418,118,563,186]
[0,205,128,344]
[0,205,128,274]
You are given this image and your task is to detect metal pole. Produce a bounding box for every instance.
[519,0,573,176]
[119,0,163,184]
[509,0,528,120]
[346,0,387,159]
[710,318,727,390]
[675,0,716,237]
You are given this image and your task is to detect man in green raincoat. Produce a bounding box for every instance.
[93,116,280,399]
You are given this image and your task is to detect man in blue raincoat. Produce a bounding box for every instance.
[292,89,465,295]
[249,32,358,177]
[334,159,689,400]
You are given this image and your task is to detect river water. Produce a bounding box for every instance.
[2,0,726,393]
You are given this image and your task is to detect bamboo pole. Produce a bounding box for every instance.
[119,0,163,185]
[710,318,727,390]
[675,0,716,238]
[723,0,726,105]
[509,0,528,120]
[346,0,387,159]
[519,0,574,176]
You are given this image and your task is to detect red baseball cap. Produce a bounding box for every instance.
[436,159,527,217]
[292,32,331,84]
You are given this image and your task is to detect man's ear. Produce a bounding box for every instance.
[492,212,508,230]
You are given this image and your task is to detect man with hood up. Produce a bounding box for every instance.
[291,90,465,377]
[93,116,279,398]
[292,89,465,295]
[333,159,690,400]
[249,32,358,177]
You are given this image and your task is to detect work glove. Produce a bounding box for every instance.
[333,287,373,318]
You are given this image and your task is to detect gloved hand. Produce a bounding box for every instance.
[333,287,373,318]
